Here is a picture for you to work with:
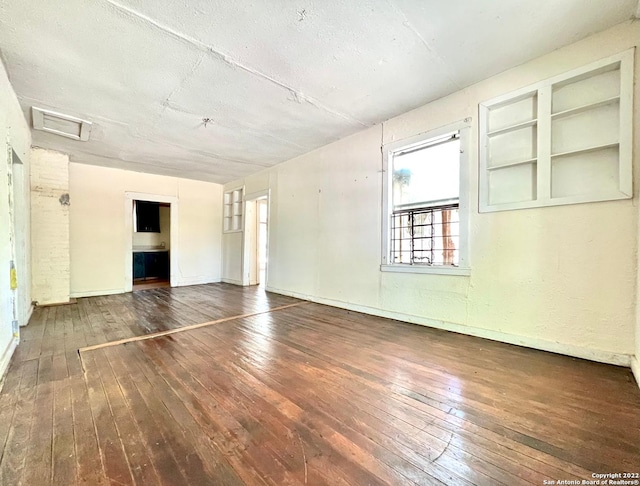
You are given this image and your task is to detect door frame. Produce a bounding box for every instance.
[10,149,27,329]
[124,192,178,292]
[242,189,270,286]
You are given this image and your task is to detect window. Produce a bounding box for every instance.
[224,187,244,232]
[382,121,470,275]
[479,49,633,212]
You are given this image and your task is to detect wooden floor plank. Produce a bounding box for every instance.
[82,351,136,486]
[0,385,36,485]
[137,336,358,486]
[105,345,194,486]
[187,322,476,485]
[22,379,54,486]
[69,374,108,485]
[115,344,242,485]
[0,359,25,469]
[0,283,637,485]
[91,349,162,485]
[232,307,639,473]
[53,375,76,486]
[175,331,445,485]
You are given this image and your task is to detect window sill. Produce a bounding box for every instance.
[380,264,470,276]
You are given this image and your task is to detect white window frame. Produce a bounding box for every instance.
[381,120,471,276]
[478,49,633,212]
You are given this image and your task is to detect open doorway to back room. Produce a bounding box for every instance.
[132,200,171,290]
[257,198,268,286]
[243,192,269,287]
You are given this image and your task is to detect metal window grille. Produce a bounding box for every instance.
[390,203,460,266]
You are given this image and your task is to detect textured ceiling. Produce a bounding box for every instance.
[0,0,637,183]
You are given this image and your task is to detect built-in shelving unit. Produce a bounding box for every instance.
[483,91,538,206]
[224,187,244,232]
[479,49,633,212]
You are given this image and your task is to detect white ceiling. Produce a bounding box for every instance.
[0,1,637,183]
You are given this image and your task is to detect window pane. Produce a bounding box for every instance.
[392,137,460,208]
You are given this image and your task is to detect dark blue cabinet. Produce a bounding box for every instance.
[133,252,145,279]
[133,251,169,280]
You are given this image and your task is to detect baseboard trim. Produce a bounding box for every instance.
[38,299,78,308]
[25,304,34,325]
[70,288,124,298]
[630,356,640,390]
[20,304,35,327]
[222,278,243,285]
[265,285,632,367]
[72,279,223,298]
[0,338,18,387]
[175,276,220,287]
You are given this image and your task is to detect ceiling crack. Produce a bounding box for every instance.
[143,53,206,136]
[385,0,462,91]
[160,54,205,114]
[102,0,368,127]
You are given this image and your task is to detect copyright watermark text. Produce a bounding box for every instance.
[543,473,640,485]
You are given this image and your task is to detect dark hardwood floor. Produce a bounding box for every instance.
[132,278,171,291]
[0,283,638,485]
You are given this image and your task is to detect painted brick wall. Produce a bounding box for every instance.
[31,148,70,305]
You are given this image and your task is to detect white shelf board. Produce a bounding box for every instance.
[487,119,537,137]
[551,96,619,120]
[487,157,537,171]
[550,142,619,159]
[480,190,629,213]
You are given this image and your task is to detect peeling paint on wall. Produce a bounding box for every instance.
[31,148,71,305]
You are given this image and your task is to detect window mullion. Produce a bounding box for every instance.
[537,85,552,202]
[409,212,415,265]
[430,208,435,265]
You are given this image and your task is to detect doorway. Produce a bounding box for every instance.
[6,149,26,342]
[10,151,27,329]
[124,192,178,293]
[257,198,268,286]
[132,200,171,291]
[243,191,269,287]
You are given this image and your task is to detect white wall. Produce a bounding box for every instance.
[30,148,71,305]
[0,61,31,378]
[223,21,640,367]
[69,163,222,296]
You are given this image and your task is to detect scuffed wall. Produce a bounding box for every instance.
[0,61,32,377]
[222,21,640,366]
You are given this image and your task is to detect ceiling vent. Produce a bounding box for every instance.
[32,107,92,141]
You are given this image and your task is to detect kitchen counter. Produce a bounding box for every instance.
[133,247,169,253]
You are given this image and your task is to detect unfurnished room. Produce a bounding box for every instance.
[0,1,639,485]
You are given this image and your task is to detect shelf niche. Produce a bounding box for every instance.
[479,49,633,212]
[224,187,244,232]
